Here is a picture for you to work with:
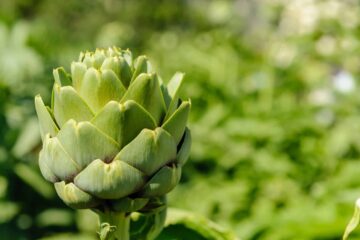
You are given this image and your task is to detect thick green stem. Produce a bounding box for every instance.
[97,210,130,240]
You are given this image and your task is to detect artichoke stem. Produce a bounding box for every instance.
[97,210,130,240]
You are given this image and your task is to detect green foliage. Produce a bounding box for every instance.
[1,0,360,239]
[158,208,238,240]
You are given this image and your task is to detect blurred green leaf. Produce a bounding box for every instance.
[0,176,8,198]
[36,209,73,227]
[0,201,19,223]
[157,208,238,240]
[14,163,55,199]
[12,117,41,158]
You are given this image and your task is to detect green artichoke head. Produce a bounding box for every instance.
[35,47,191,212]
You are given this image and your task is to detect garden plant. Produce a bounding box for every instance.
[34,47,237,239]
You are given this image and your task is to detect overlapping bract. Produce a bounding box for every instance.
[35,47,191,212]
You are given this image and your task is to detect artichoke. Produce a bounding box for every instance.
[35,47,191,239]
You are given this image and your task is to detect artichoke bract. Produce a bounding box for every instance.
[35,47,191,239]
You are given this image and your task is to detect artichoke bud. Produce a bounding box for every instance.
[35,47,191,213]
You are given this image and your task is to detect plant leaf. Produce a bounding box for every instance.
[55,181,100,209]
[74,159,145,199]
[162,100,190,144]
[115,128,176,176]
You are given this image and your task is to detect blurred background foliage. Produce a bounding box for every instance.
[1,0,360,239]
